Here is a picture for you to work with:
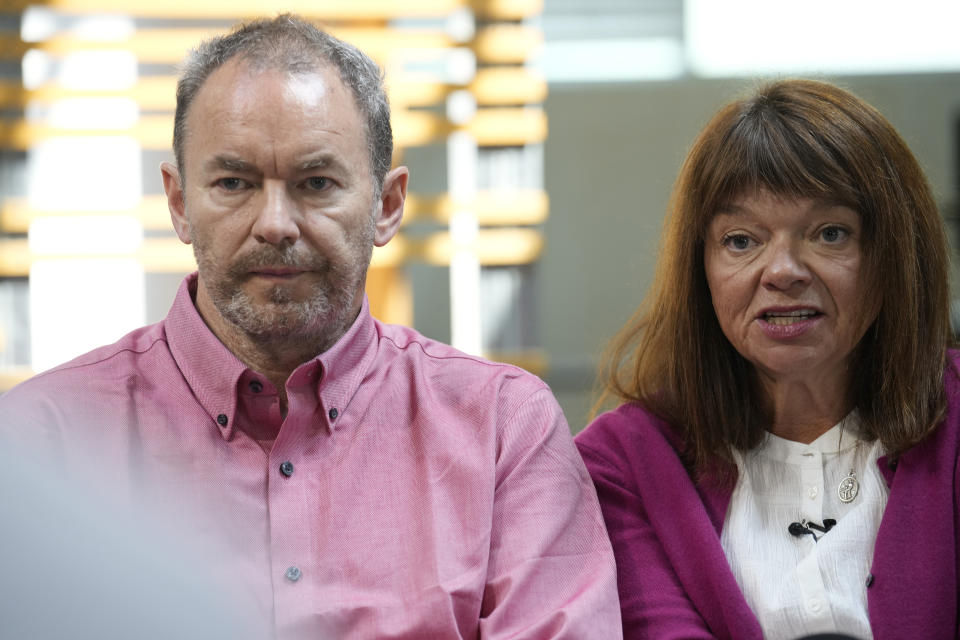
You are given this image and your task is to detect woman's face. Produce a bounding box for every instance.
[703,189,877,388]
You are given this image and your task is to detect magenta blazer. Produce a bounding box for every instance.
[576,355,960,639]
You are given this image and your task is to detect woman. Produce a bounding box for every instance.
[576,78,958,639]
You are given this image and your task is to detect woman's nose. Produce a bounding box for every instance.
[761,239,811,291]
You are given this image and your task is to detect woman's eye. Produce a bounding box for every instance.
[820,226,849,243]
[721,234,754,251]
[306,176,330,190]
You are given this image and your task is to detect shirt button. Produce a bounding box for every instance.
[329,407,339,420]
[285,566,302,582]
[249,380,263,393]
[866,573,875,587]
[216,414,228,427]
[808,486,819,499]
[808,599,822,613]
[279,461,294,477]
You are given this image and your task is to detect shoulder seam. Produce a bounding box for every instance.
[26,335,170,381]
[378,332,532,375]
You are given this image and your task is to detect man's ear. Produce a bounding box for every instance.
[373,166,408,247]
[161,161,191,244]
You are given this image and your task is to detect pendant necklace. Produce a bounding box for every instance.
[838,467,859,503]
[837,428,861,503]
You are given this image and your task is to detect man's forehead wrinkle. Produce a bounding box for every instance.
[237,48,325,77]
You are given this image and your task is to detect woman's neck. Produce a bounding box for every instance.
[760,374,852,444]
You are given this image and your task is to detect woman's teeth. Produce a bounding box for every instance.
[764,310,817,325]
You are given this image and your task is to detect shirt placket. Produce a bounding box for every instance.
[795,449,836,631]
[267,376,323,637]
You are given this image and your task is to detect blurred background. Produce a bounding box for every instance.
[1,0,959,431]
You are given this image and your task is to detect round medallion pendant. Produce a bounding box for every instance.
[838,475,859,503]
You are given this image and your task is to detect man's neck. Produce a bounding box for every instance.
[192,286,359,417]
[216,323,331,416]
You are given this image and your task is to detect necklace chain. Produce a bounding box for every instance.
[837,420,861,503]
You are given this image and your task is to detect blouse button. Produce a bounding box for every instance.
[279,461,294,477]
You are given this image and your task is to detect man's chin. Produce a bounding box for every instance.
[243,280,310,305]
[223,299,329,339]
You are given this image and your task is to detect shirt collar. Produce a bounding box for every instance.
[165,273,379,438]
[165,273,248,440]
[758,411,863,462]
[312,294,378,433]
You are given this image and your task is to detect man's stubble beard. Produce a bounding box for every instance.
[189,217,375,348]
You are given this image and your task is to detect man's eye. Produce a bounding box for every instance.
[306,176,330,191]
[721,234,754,251]
[217,177,246,191]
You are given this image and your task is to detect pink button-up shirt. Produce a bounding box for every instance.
[1,274,621,639]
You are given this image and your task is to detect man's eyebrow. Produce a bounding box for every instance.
[296,154,347,172]
[206,155,257,173]
[203,153,350,174]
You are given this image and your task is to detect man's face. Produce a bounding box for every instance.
[162,58,403,348]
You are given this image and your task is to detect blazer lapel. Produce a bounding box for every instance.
[640,420,763,640]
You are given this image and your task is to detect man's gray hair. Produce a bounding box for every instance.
[172,14,393,194]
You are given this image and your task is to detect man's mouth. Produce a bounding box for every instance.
[251,267,305,278]
[762,309,821,326]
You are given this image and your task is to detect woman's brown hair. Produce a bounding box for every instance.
[598,78,952,473]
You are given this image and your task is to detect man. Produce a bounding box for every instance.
[0,15,621,638]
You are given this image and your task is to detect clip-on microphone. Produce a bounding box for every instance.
[788,519,836,542]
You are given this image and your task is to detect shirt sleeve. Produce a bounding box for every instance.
[0,377,66,456]
[576,432,719,640]
[477,387,623,639]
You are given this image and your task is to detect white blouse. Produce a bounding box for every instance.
[720,416,888,640]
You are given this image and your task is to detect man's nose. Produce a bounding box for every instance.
[251,181,300,246]
[761,238,812,291]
